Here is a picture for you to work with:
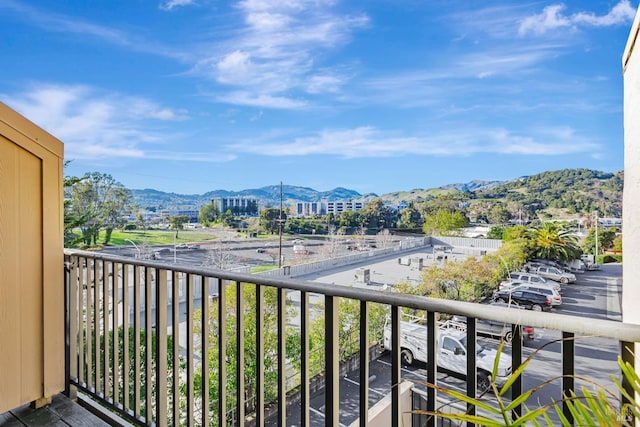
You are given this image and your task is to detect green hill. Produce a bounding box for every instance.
[376,168,622,221]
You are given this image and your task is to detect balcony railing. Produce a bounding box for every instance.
[64,249,640,426]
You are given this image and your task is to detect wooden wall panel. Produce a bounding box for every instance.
[0,135,22,410]
[0,102,64,412]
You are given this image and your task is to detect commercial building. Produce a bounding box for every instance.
[212,196,259,216]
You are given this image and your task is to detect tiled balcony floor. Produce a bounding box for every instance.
[0,394,110,426]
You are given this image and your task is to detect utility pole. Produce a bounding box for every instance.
[278,181,283,268]
[594,210,599,259]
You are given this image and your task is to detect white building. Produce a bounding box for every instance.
[292,199,367,217]
[623,6,640,332]
[294,201,327,217]
[326,200,365,215]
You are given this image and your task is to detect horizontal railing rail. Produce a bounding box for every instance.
[64,249,640,427]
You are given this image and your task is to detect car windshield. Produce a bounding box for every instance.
[460,336,484,354]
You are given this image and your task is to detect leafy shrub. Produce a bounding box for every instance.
[600,254,623,264]
[416,337,639,426]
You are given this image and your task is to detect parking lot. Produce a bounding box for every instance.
[287,252,623,426]
[102,239,623,425]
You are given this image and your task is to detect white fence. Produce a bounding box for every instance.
[254,236,502,279]
[257,237,429,279]
[429,236,502,254]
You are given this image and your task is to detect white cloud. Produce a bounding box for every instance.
[226,126,601,158]
[216,51,255,85]
[216,91,307,109]
[193,0,368,108]
[0,0,188,60]
[0,0,131,44]
[519,4,571,35]
[143,151,237,162]
[306,74,343,94]
[3,83,195,160]
[159,0,196,11]
[519,1,636,36]
[245,11,292,31]
[573,1,636,26]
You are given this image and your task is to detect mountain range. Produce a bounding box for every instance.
[131,168,623,218]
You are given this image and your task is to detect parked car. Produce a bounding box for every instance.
[505,284,562,306]
[493,289,552,312]
[500,272,560,292]
[526,264,576,284]
[256,248,266,253]
[383,319,512,390]
[452,303,535,344]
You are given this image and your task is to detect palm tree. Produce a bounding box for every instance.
[527,222,581,262]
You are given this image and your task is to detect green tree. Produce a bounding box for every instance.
[527,222,582,262]
[503,225,528,241]
[583,227,617,255]
[67,172,131,246]
[419,194,465,217]
[397,207,422,229]
[199,203,219,226]
[169,215,189,238]
[338,209,364,230]
[422,210,469,235]
[63,166,89,247]
[487,203,512,225]
[260,208,285,234]
[487,226,505,240]
[193,283,299,420]
[218,209,234,227]
[414,257,495,302]
[483,239,531,283]
[134,213,145,232]
[613,234,622,252]
[360,198,397,231]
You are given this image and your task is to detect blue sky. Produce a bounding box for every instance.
[1,0,637,196]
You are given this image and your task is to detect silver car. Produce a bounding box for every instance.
[529,265,576,284]
[500,271,561,292]
[452,303,536,344]
[509,284,562,306]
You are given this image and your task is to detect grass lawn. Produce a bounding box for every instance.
[102,229,224,246]
[251,264,279,273]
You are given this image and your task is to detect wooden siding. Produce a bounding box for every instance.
[0,102,64,412]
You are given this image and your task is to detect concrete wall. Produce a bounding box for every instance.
[623,6,640,326]
[348,381,414,427]
[430,235,502,252]
[257,237,429,278]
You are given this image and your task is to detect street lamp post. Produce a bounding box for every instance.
[124,239,141,258]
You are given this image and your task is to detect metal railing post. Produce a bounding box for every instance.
[61,250,640,427]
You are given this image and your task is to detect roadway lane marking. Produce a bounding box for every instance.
[309,406,349,427]
[342,376,387,397]
[375,359,481,395]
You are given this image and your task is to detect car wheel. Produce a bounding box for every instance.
[477,371,491,394]
[496,298,506,304]
[531,304,542,312]
[561,277,569,284]
[503,330,514,344]
[401,348,414,366]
